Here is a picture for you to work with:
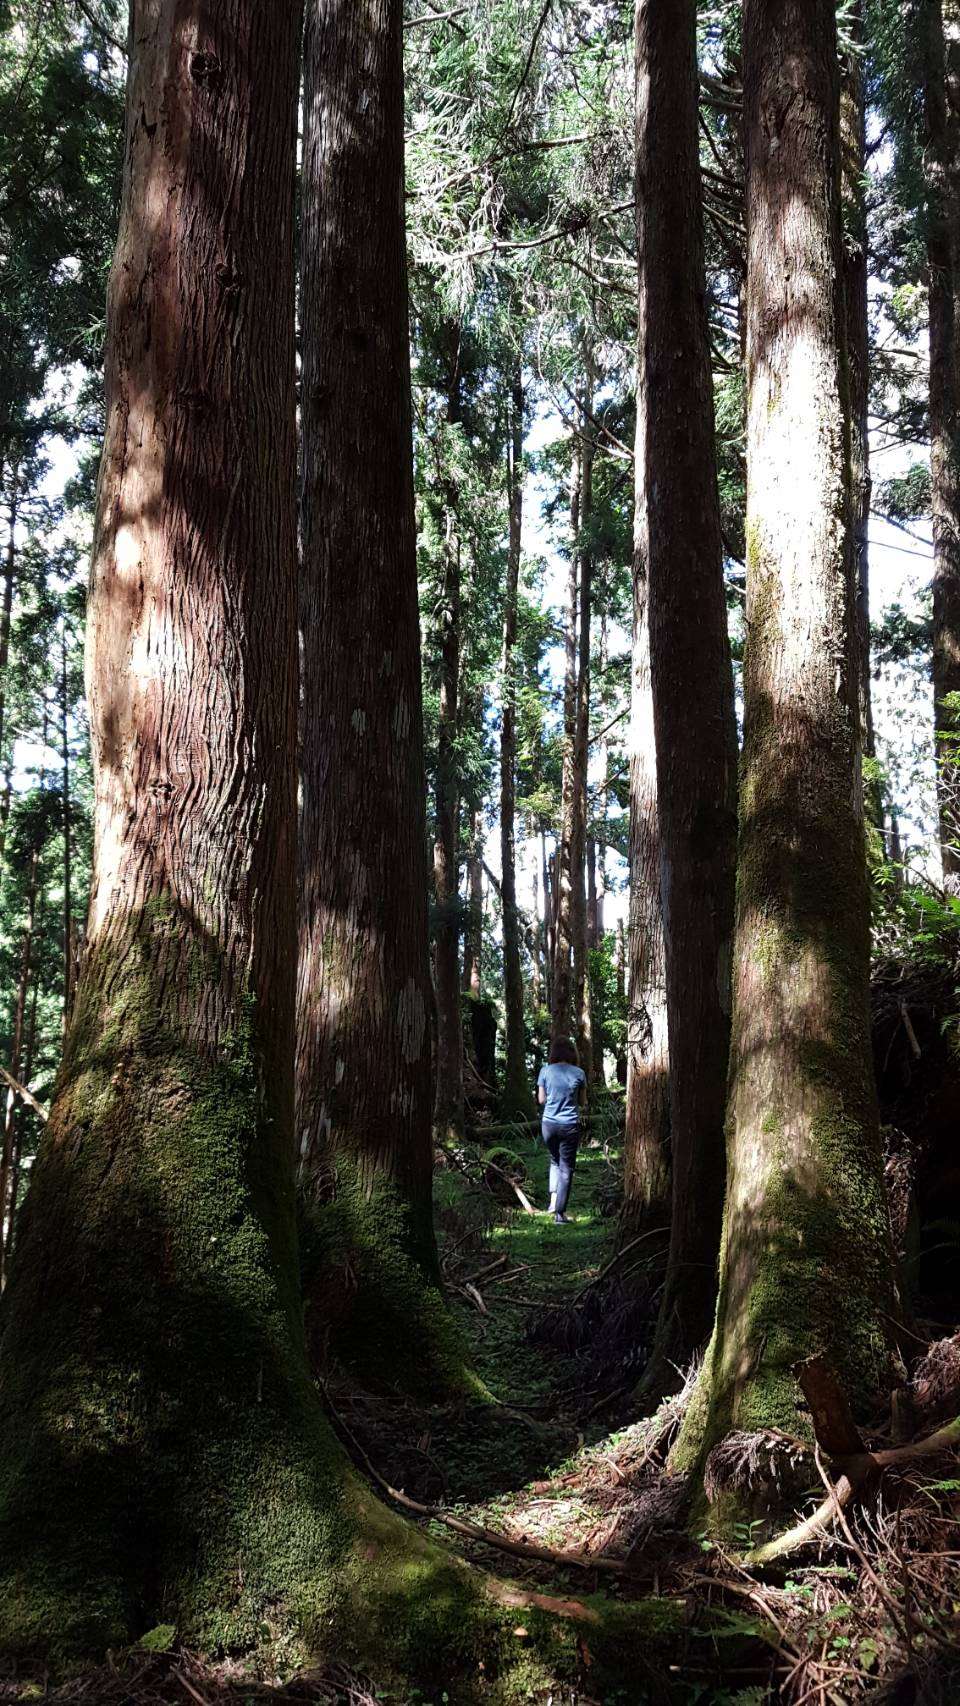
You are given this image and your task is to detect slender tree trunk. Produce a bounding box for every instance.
[461,815,483,997]
[0,757,13,893]
[60,629,74,1022]
[500,371,532,1114]
[634,0,738,1402]
[297,0,458,1389]
[841,2,877,800]
[541,828,554,1012]
[922,0,960,881]
[573,369,594,1081]
[673,0,899,1493]
[551,436,581,1045]
[0,835,39,1287]
[4,901,41,1267]
[623,464,671,1229]
[433,358,466,1141]
[0,470,19,770]
[0,3,386,1653]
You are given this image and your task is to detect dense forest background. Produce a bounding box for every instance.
[0,0,958,1703]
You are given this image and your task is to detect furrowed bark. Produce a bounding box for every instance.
[297,0,462,1395]
[673,0,899,1494]
[634,0,738,1401]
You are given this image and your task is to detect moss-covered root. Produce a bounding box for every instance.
[299,1165,485,1404]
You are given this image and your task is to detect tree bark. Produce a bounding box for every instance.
[4,899,41,1267]
[623,439,671,1230]
[922,0,960,881]
[841,1,875,782]
[433,351,466,1141]
[0,469,19,771]
[0,831,39,1288]
[462,809,483,997]
[673,0,899,1490]
[0,1,377,1654]
[60,627,74,1022]
[297,0,458,1391]
[634,0,738,1402]
[573,369,594,1083]
[500,370,532,1115]
[551,434,581,1046]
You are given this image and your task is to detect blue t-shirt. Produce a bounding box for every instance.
[537,1062,586,1126]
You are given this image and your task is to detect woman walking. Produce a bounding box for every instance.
[537,1038,587,1223]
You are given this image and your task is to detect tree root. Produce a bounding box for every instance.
[745,1358,960,1568]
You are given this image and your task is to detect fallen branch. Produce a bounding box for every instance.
[320,1383,628,1577]
[484,1157,538,1215]
[568,1225,669,1309]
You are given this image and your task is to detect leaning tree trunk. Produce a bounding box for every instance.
[500,370,533,1116]
[922,0,960,883]
[634,0,738,1404]
[0,2,452,1659]
[296,0,463,1395]
[672,0,900,1498]
[622,579,671,1235]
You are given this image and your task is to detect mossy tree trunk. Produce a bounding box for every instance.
[634,0,738,1402]
[623,424,670,1234]
[500,369,533,1118]
[922,0,960,883]
[0,0,407,1659]
[297,0,463,1395]
[673,0,899,1488]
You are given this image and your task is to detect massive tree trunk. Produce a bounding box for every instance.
[500,370,533,1116]
[0,2,428,1657]
[922,0,960,882]
[297,0,457,1394]
[841,1,875,782]
[622,577,671,1235]
[433,355,466,1142]
[634,0,738,1402]
[673,0,899,1492]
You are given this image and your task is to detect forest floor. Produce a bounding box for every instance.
[4,1116,959,1705]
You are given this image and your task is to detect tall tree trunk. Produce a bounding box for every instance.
[634,0,738,1403]
[0,2,397,1653]
[0,469,19,770]
[297,0,456,1390]
[573,370,594,1081]
[433,355,466,1141]
[500,370,532,1114]
[673,0,899,1493]
[623,475,670,1233]
[922,0,960,882]
[841,2,877,797]
[60,628,74,1022]
[461,809,483,997]
[0,834,39,1287]
[4,899,41,1268]
[551,435,581,1045]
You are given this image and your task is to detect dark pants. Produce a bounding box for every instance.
[542,1119,579,1215]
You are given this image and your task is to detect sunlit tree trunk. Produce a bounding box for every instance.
[842,1,879,833]
[0,469,19,769]
[552,435,581,1045]
[923,0,960,881]
[462,809,483,997]
[673,0,899,1489]
[0,1,387,1653]
[500,371,532,1115]
[297,0,457,1388]
[623,447,670,1233]
[573,371,594,1081]
[634,0,738,1401]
